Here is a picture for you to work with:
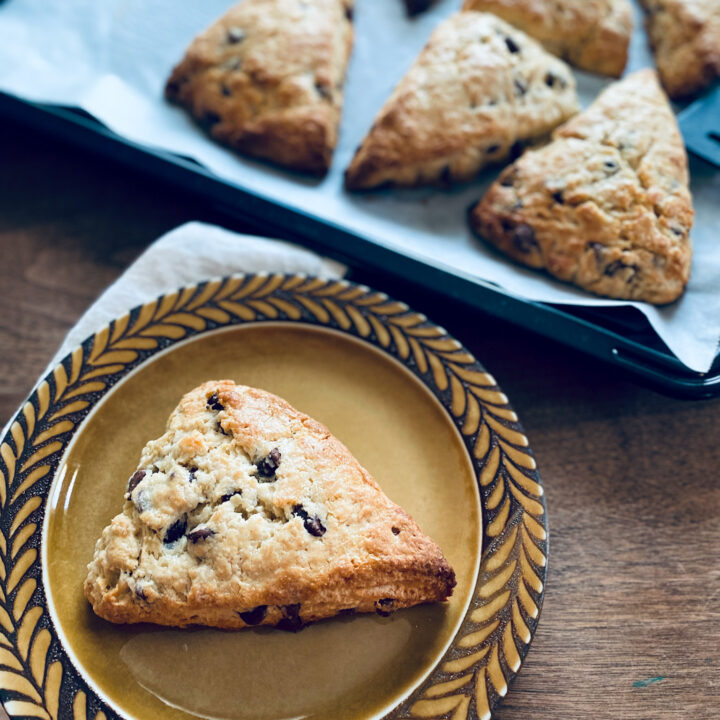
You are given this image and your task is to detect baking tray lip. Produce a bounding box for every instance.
[2,89,718,400]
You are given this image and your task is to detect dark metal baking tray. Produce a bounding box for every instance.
[2,90,718,399]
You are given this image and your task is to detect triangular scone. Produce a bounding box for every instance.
[84,381,455,629]
[345,12,579,190]
[462,0,632,77]
[640,0,720,99]
[165,0,354,175]
[469,71,694,305]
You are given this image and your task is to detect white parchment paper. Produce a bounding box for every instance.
[0,0,718,372]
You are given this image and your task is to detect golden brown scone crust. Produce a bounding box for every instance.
[165,0,354,175]
[462,0,632,77]
[344,12,579,190]
[84,381,455,629]
[640,0,720,99]
[469,70,694,305]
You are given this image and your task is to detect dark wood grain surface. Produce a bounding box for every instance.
[1,116,718,720]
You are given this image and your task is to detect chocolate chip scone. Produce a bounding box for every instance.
[84,381,455,629]
[640,0,720,99]
[344,12,579,190]
[462,0,632,77]
[469,70,694,305]
[165,0,354,175]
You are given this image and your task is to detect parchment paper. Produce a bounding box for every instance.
[0,0,718,372]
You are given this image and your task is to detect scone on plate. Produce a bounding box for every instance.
[469,70,694,305]
[640,0,720,99]
[462,0,633,77]
[84,381,455,629]
[344,12,579,190]
[165,0,354,175]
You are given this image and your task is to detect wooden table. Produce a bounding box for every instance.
[1,116,718,720]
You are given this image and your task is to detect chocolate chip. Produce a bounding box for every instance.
[305,516,326,537]
[315,81,332,101]
[257,448,281,479]
[127,470,145,496]
[505,36,520,54]
[604,260,638,279]
[293,504,327,537]
[588,242,605,263]
[670,226,684,237]
[239,605,267,625]
[277,603,303,632]
[345,5,354,21]
[202,112,221,129]
[133,489,151,514]
[166,81,180,96]
[221,490,242,502]
[187,527,215,543]
[216,421,230,436]
[552,190,564,204]
[221,84,231,97]
[604,160,619,174]
[545,72,567,89]
[223,57,242,71]
[514,79,527,96]
[207,392,224,411]
[375,598,397,617]
[501,218,515,233]
[227,27,246,44]
[509,141,524,160]
[188,466,198,482]
[164,517,187,544]
[500,169,516,187]
[513,224,537,253]
[392,526,401,535]
[135,584,148,601]
[486,144,500,154]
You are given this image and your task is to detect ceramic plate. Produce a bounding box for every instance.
[0,275,547,720]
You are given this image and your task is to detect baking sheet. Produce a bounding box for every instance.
[1,0,718,372]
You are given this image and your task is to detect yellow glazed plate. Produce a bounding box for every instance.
[0,275,547,720]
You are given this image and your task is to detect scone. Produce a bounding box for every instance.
[84,381,456,629]
[165,0,354,175]
[344,12,579,190]
[469,70,694,305]
[640,0,720,99]
[462,0,633,77]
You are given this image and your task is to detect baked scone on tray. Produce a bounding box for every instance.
[640,0,720,99]
[84,381,456,630]
[345,11,579,190]
[462,0,633,77]
[469,70,694,305]
[165,0,354,175]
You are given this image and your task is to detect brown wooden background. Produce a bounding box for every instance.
[0,115,718,719]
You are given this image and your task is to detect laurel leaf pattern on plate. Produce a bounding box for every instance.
[0,275,546,719]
